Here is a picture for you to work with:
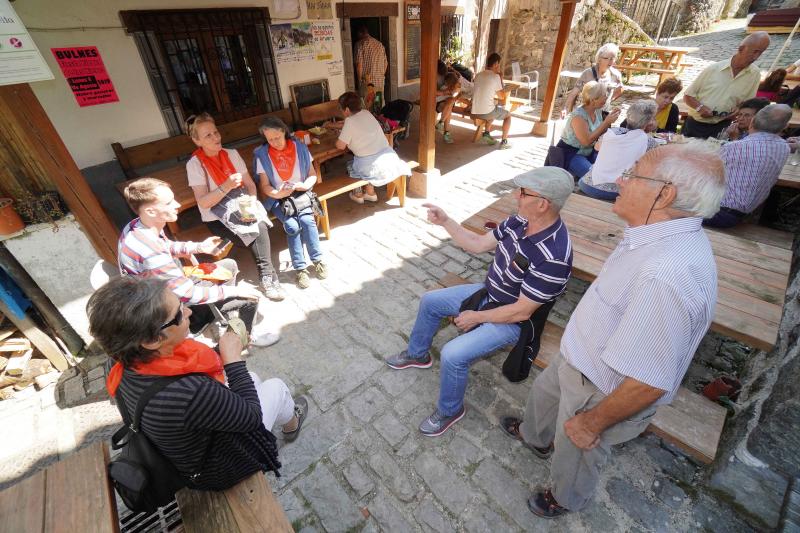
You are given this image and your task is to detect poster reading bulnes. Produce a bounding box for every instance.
[0,0,53,86]
[51,46,119,107]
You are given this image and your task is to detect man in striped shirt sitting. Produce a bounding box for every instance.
[386,167,574,437]
[501,142,724,519]
[118,177,279,347]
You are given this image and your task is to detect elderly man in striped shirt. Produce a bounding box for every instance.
[118,177,279,347]
[387,167,574,437]
[704,104,792,228]
[501,142,725,519]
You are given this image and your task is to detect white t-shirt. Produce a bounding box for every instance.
[186,148,248,222]
[338,110,389,157]
[590,128,649,186]
[471,70,503,115]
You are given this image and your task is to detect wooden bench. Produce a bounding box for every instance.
[0,440,292,532]
[313,160,418,239]
[438,273,728,464]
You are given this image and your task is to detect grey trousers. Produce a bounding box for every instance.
[519,352,656,511]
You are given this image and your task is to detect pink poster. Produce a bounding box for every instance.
[50,46,119,107]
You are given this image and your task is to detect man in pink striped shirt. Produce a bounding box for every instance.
[118,177,278,346]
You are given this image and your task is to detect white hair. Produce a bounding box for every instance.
[625,100,658,130]
[753,104,792,133]
[641,140,726,218]
[595,43,620,64]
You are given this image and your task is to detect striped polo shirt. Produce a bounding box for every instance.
[118,218,234,305]
[488,216,573,305]
[561,217,717,405]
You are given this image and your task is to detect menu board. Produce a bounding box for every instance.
[404,1,421,82]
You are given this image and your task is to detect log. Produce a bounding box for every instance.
[0,358,52,387]
[0,338,30,352]
[5,348,34,376]
[35,370,60,389]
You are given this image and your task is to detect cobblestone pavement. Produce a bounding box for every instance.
[0,19,784,533]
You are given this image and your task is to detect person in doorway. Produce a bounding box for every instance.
[354,25,388,94]
[471,53,513,149]
[325,91,411,204]
[501,142,723,518]
[563,43,624,117]
[89,276,308,491]
[253,117,328,289]
[386,167,574,437]
[682,31,770,139]
[119,177,279,348]
[185,113,285,301]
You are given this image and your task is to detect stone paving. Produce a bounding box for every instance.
[0,17,793,533]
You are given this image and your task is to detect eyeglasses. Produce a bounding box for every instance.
[599,55,615,61]
[160,303,185,330]
[619,170,672,186]
[518,188,550,202]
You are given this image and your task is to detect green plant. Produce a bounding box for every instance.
[441,35,465,65]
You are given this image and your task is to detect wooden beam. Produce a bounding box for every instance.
[335,2,399,17]
[0,300,69,371]
[532,1,577,137]
[0,85,118,262]
[417,0,442,172]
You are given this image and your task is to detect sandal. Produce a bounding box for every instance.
[282,396,308,442]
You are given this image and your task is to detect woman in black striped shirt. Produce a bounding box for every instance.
[87,276,307,490]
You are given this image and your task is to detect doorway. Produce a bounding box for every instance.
[349,17,392,100]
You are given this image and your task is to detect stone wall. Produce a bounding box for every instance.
[677,0,727,35]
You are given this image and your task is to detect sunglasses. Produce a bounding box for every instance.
[160,303,185,330]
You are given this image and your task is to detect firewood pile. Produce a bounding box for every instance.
[0,317,59,400]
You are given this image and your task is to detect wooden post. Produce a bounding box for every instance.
[0,84,118,263]
[532,0,577,137]
[417,0,442,172]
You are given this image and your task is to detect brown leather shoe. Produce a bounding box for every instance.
[500,416,554,459]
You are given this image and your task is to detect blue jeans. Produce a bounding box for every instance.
[271,206,323,270]
[407,284,521,416]
[567,151,597,178]
[578,177,619,201]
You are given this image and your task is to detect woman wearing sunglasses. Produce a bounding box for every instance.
[90,276,308,491]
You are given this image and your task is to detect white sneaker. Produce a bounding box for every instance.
[250,330,280,347]
[362,192,378,202]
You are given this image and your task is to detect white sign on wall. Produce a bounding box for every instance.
[0,0,53,86]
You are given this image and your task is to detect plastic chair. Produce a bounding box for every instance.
[511,62,540,105]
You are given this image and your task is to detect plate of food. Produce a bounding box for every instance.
[308,126,326,136]
[183,263,234,282]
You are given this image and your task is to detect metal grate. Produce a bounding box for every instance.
[122,8,282,135]
[117,497,183,533]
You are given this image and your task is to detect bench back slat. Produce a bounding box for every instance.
[0,469,46,532]
[299,100,343,127]
[113,108,294,176]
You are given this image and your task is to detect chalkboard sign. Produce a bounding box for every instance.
[290,79,330,108]
[405,1,421,82]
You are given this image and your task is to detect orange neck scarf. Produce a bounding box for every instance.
[106,338,226,397]
[193,148,238,187]
[268,140,297,182]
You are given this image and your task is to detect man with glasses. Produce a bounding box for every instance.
[386,167,574,436]
[683,31,770,139]
[501,142,723,519]
[119,177,279,347]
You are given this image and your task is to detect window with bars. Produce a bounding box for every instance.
[121,8,282,136]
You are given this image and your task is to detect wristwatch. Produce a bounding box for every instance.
[696,103,706,112]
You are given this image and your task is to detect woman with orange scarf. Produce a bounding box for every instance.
[90,276,307,491]
[186,113,285,301]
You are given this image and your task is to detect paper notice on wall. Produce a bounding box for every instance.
[306,0,333,20]
[326,59,343,77]
[273,0,301,19]
[0,0,53,86]
[312,21,335,61]
[270,23,314,64]
[51,46,119,107]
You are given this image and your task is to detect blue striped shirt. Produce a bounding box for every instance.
[561,217,717,405]
[488,216,573,305]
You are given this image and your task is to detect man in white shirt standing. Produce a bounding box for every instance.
[471,53,512,149]
[500,142,724,519]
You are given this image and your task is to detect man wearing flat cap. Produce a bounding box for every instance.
[386,167,574,436]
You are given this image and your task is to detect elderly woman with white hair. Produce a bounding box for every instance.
[578,99,660,201]
[564,42,624,116]
[558,81,621,177]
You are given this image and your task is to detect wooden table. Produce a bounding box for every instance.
[617,44,698,85]
[777,157,800,189]
[462,193,792,352]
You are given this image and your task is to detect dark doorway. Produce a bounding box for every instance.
[350,17,391,100]
[487,19,501,56]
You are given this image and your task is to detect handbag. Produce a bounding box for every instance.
[280,190,323,218]
[109,374,212,513]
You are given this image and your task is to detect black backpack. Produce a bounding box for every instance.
[108,374,209,513]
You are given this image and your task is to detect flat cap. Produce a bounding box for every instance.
[512,167,574,209]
